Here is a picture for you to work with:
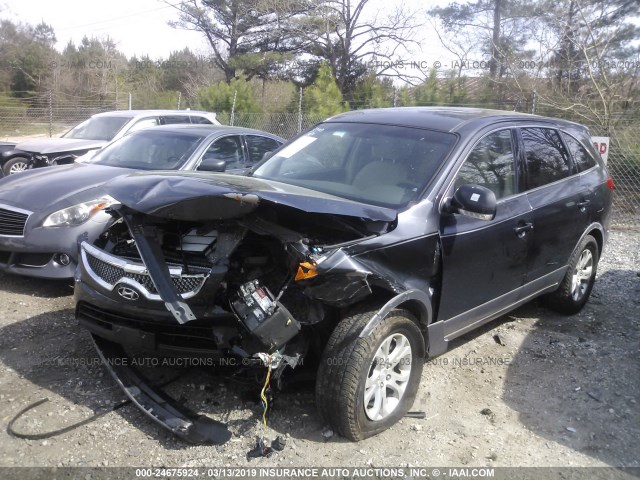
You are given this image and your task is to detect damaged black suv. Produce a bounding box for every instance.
[75,107,613,443]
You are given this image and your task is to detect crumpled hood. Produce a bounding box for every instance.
[105,172,397,222]
[16,138,107,155]
[0,163,129,212]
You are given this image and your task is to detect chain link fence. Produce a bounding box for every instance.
[585,123,639,227]
[0,92,128,139]
[217,112,326,139]
[0,93,637,226]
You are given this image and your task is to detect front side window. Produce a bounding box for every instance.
[253,123,457,208]
[521,127,573,189]
[63,116,130,141]
[454,129,516,200]
[199,136,244,170]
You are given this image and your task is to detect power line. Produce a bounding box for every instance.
[54,5,173,32]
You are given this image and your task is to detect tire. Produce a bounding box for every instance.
[3,157,30,175]
[315,308,425,441]
[543,235,599,315]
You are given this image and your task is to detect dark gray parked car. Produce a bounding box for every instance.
[0,125,283,278]
[75,107,613,444]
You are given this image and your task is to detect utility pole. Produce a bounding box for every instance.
[48,90,53,138]
[297,87,303,134]
[230,90,237,126]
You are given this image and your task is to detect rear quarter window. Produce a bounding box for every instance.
[190,115,213,125]
[561,132,597,172]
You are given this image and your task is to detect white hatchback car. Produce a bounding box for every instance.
[0,110,220,175]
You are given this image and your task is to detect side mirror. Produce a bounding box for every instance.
[199,157,226,172]
[446,184,496,221]
[261,151,273,161]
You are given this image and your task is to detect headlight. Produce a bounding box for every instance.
[42,196,117,227]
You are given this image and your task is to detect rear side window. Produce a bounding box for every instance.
[561,132,597,172]
[521,128,573,189]
[454,129,516,200]
[191,115,213,124]
[160,115,191,125]
[245,135,282,164]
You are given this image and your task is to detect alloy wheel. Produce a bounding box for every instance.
[364,333,412,421]
[9,161,29,174]
[571,249,593,301]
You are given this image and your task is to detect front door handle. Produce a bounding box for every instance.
[514,222,534,238]
[577,199,591,212]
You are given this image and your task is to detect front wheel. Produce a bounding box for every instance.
[543,234,599,315]
[315,308,425,441]
[3,157,30,175]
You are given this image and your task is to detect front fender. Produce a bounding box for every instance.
[359,289,433,338]
[0,149,32,166]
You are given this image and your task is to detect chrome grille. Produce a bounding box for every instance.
[81,242,209,300]
[0,206,29,236]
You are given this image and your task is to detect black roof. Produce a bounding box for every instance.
[326,107,581,133]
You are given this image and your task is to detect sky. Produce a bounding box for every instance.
[2,0,210,58]
[1,0,454,69]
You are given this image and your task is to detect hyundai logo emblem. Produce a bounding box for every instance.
[117,286,140,301]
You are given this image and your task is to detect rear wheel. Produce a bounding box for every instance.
[3,157,30,175]
[543,235,599,314]
[315,308,425,441]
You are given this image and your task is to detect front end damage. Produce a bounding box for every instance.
[75,172,432,443]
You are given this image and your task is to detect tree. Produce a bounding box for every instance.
[196,77,261,113]
[294,0,421,101]
[32,22,56,48]
[302,62,348,117]
[533,0,640,129]
[0,20,58,95]
[351,72,393,108]
[429,0,537,83]
[166,0,311,83]
[414,68,442,105]
[57,36,127,103]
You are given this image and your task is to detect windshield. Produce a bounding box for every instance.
[63,116,130,141]
[253,122,457,208]
[92,130,206,170]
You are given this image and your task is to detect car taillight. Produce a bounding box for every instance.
[606,177,615,190]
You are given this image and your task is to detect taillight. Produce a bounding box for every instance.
[606,177,615,190]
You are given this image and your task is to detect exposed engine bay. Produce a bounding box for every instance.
[80,194,395,361]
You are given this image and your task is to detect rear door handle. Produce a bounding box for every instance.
[514,222,534,238]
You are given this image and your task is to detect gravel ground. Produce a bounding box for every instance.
[0,228,638,472]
